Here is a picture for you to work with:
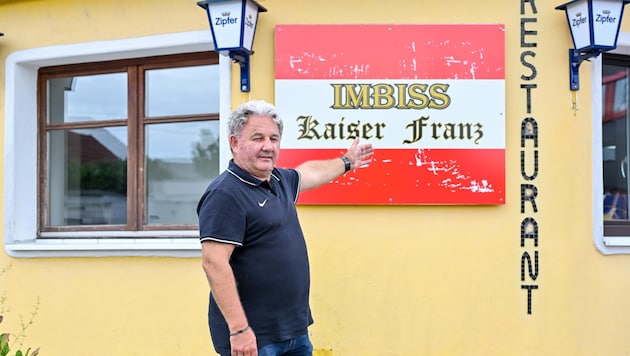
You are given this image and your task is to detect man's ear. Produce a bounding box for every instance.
[229,135,237,152]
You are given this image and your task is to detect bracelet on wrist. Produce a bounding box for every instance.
[229,325,251,337]
[341,155,352,173]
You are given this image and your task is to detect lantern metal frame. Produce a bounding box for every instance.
[556,0,630,90]
[197,0,267,92]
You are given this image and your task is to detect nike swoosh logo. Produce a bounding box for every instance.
[258,199,268,207]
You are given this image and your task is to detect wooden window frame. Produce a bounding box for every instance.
[37,51,220,235]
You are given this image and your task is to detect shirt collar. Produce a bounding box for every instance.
[226,159,281,188]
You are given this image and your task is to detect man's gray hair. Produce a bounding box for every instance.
[228,100,283,137]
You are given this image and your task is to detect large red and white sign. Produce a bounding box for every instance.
[274,24,505,205]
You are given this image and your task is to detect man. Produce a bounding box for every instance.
[197,100,374,356]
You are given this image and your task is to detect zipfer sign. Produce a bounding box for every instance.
[275,24,506,205]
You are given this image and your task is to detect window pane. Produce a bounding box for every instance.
[145,65,219,117]
[47,127,128,226]
[145,121,220,225]
[47,73,127,123]
[603,65,630,220]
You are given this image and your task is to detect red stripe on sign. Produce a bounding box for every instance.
[275,24,505,80]
[276,148,505,205]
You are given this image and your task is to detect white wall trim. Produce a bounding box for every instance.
[3,31,232,258]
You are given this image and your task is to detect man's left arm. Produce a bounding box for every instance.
[295,137,374,192]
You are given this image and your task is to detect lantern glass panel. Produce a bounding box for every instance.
[593,0,624,48]
[207,0,244,51]
[566,0,593,51]
[242,0,260,52]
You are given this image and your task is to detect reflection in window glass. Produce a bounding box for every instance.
[145,65,220,117]
[47,127,128,226]
[47,73,127,123]
[603,65,629,220]
[614,78,628,113]
[145,121,220,225]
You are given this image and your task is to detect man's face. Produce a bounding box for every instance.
[230,115,281,180]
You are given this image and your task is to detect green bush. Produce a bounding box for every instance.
[0,266,39,356]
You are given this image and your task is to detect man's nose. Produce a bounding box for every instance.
[261,138,274,150]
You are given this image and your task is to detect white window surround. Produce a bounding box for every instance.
[593,32,630,254]
[3,31,232,258]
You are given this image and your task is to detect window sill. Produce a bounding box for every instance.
[603,236,630,247]
[5,233,201,258]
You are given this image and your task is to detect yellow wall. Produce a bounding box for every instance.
[2,0,630,355]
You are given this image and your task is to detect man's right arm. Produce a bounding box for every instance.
[201,241,257,354]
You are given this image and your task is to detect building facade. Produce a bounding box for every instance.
[1,0,630,355]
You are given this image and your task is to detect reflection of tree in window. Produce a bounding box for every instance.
[192,128,220,178]
[66,159,127,195]
[65,130,126,196]
[145,158,173,180]
[62,130,127,225]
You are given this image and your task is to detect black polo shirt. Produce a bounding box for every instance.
[197,160,313,354]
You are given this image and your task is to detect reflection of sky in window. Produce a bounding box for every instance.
[66,73,127,120]
[65,65,220,161]
[146,121,219,161]
[146,65,220,116]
